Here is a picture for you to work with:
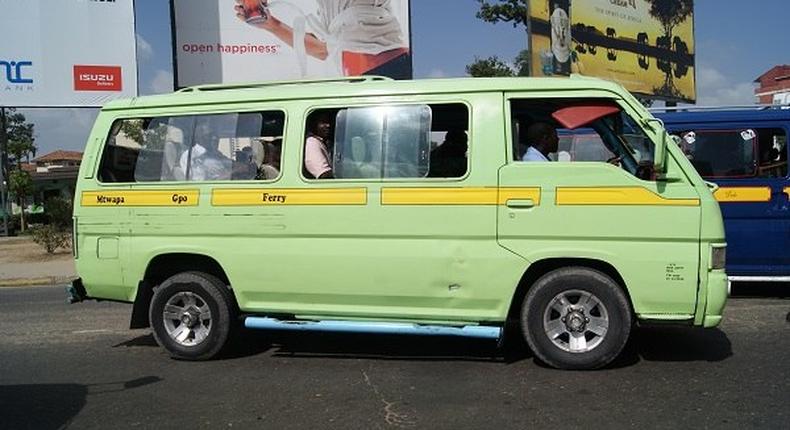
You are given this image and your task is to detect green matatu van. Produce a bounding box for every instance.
[69,76,728,369]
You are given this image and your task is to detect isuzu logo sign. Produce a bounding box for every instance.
[73,65,122,91]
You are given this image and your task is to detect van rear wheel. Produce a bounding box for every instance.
[521,267,631,370]
[149,271,234,360]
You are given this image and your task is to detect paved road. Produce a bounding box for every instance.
[1,286,788,429]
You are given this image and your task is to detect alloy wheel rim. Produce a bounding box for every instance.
[543,289,609,353]
[162,291,212,347]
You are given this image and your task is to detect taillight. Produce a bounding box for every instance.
[710,244,726,270]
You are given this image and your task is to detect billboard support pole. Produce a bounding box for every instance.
[0,107,10,236]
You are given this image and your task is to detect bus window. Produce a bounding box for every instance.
[678,129,758,179]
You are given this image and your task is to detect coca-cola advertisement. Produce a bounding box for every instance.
[172,0,413,87]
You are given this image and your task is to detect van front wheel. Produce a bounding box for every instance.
[149,271,234,360]
[521,267,632,370]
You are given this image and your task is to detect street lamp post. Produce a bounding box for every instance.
[0,107,9,236]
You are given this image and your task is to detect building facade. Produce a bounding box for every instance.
[755,65,790,105]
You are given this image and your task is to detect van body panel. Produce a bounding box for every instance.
[658,109,790,277]
[497,162,702,316]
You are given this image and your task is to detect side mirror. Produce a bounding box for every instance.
[644,118,667,176]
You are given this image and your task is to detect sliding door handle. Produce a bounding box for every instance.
[506,199,535,209]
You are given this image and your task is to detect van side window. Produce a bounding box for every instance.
[678,128,787,179]
[757,128,786,178]
[305,103,469,180]
[98,111,285,183]
[677,128,787,179]
[510,99,655,180]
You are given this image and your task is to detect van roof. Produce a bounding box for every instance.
[656,106,790,125]
[102,75,629,111]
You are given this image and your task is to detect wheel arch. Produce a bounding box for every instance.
[130,253,232,329]
[506,258,634,326]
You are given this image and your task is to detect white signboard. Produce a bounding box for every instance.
[0,0,138,107]
[173,0,412,88]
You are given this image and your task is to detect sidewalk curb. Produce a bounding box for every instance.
[0,276,76,288]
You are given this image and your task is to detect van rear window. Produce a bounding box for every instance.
[98,111,285,183]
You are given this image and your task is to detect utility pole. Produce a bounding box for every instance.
[0,107,9,236]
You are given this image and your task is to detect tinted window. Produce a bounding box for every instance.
[756,128,787,178]
[677,128,788,179]
[99,111,285,183]
[677,130,756,178]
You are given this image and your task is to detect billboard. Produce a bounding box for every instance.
[529,0,696,103]
[0,0,138,107]
[172,0,412,88]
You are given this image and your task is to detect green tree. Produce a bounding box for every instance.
[466,56,515,77]
[4,108,36,166]
[476,0,530,28]
[44,196,73,229]
[8,169,33,232]
[2,108,37,232]
[467,2,531,77]
[514,49,530,76]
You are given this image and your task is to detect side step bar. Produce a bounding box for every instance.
[244,317,502,340]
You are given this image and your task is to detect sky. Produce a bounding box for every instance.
[16,0,790,156]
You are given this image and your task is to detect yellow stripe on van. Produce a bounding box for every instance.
[556,187,700,206]
[381,187,541,205]
[81,190,199,207]
[712,187,771,203]
[212,188,367,206]
[785,187,790,199]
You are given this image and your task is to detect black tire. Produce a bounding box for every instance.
[521,267,632,370]
[149,271,235,360]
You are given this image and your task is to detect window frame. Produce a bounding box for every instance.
[299,99,473,183]
[504,92,659,180]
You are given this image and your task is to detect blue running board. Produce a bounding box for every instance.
[244,317,502,340]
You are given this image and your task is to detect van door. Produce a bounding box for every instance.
[250,96,524,322]
[497,95,703,317]
[670,124,790,277]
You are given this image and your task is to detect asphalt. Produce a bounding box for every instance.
[1,286,789,429]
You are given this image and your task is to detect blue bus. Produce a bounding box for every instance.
[656,107,789,281]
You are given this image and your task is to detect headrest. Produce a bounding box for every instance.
[251,139,265,166]
[164,125,184,144]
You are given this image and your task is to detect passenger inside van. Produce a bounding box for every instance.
[251,138,281,180]
[231,146,258,180]
[304,111,335,179]
[180,123,232,181]
[429,129,468,177]
[757,131,787,178]
[522,122,559,162]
